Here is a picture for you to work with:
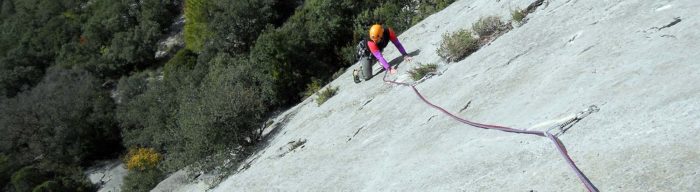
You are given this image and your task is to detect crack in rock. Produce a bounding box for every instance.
[578,44,597,55]
[459,100,472,113]
[276,139,307,158]
[358,98,374,110]
[504,46,535,66]
[660,34,677,39]
[641,17,682,34]
[346,126,365,142]
[658,17,682,30]
[425,115,438,124]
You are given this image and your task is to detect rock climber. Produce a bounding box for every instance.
[353,24,413,83]
[367,24,413,74]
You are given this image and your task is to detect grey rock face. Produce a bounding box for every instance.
[161,0,700,191]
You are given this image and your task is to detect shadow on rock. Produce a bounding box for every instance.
[371,49,422,78]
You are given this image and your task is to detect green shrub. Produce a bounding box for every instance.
[32,180,61,192]
[184,0,211,52]
[0,68,121,165]
[340,44,357,66]
[113,70,158,104]
[11,166,50,192]
[115,71,154,105]
[35,174,94,192]
[121,169,165,192]
[472,16,508,37]
[511,9,525,23]
[163,49,198,78]
[117,76,180,159]
[369,2,413,33]
[55,166,97,192]
[316,86,338,106]
[352,0,457,37]
[5,164,93,192]
[166,58,273,171]
[207,0,291,54]
[303,79,324,100]
[118,57,252,172]
[408,64,438,81]
[0,154,18,190]
[437,29,479,62]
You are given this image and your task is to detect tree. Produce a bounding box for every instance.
[163,49,198,79]
[171,55,273,169]
[207,0,283,54]
[54,0,178,78]
[117,75,181,158]
[0,68,121,165]
[0,0,80,98]
[1,0,15,19]
[116,50,202,161]
[10,166,50,192]
[0,154,18,191]
[249,0,365,105]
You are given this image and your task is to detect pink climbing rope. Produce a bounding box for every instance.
[383,74,599,192]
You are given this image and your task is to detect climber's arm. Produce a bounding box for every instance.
[387,28,408,56]
[368,41,391,71]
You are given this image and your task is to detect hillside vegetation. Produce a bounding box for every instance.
[0,0,455,191]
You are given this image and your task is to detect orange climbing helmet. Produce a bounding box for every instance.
[369,24,384,42]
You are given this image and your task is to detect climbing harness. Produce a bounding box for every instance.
[382,73,599,192]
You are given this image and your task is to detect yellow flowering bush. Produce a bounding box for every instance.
[125,147,161,171]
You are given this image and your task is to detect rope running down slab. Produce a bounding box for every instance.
[382,73,598,192]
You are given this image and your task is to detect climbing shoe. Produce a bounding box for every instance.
[352,68,361,83]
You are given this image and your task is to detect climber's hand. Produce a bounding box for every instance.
[389,67,397,75]
[403,55,413,62]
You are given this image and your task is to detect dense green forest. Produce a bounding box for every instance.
[0,0,454,191]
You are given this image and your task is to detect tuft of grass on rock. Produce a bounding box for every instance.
[511,9,526,23]
[437,29,479,62]
[316,86,338,106]
[302,78,323,100]
[472,16,508,37]
[408,63,438,81]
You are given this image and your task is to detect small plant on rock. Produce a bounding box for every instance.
[302,78,323,100]
[437,29,479,62]
[316,86,338,106]
[408,63,438,81]
[472,16,509,37]
[511,9,526,23]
